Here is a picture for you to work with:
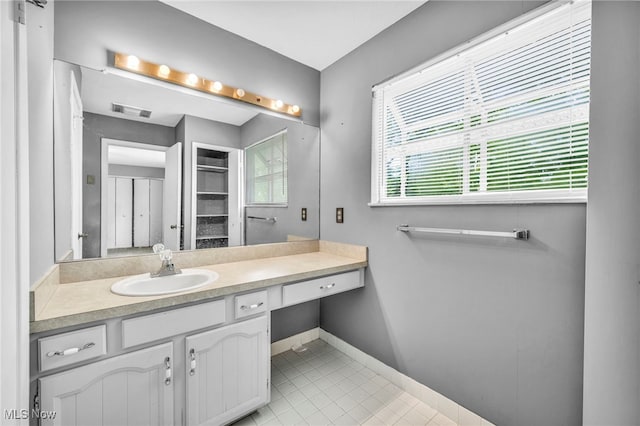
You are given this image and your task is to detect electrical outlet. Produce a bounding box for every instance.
[336,207,344,224]
[301,208,307,221]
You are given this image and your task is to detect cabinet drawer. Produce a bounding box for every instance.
[122,299,225,348]
[235,290,268,319]
[282,270,362,306]
[38,325,107,372]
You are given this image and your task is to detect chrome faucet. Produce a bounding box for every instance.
[151,244,181,277]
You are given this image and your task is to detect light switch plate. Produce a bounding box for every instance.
[301,208,307,221]
[336,208,344,224]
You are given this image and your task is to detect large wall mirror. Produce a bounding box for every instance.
[53,59,320,262]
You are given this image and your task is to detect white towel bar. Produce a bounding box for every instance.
[397,225,529,240]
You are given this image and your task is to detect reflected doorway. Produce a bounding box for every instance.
[100,139,182,257]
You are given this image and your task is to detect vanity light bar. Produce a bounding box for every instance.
[113,52,302,118]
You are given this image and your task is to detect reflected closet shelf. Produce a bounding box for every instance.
[196,192,228,196]
[197,165,228,173]
[195,235,229,240]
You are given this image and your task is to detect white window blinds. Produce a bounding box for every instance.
[371,1,591,205]
[246,130,288,205]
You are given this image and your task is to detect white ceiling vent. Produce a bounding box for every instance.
[112,102,152,118]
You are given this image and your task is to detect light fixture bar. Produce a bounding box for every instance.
[113,52,302,118]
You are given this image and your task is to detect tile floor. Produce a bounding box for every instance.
[232,339,458,426]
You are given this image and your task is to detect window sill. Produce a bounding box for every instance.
[246,204,288,208]
[368,198,587,207]
[370,189,587,206]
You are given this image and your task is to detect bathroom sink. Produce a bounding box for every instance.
[111,269,219,296]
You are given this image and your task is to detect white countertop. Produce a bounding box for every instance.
[30,241,367,333]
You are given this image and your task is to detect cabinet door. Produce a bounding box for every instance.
[149,179,164,246]
[114,177,133,248]
[39,342,174,426]
[107,177,116,249]
[133,178,150,247]
[186,315,269,426]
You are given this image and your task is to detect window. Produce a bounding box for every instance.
[245,130,288,205]
[371,1,591,205]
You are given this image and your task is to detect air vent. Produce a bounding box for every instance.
[111,103,152,118]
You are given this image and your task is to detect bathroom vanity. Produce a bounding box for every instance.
[29,240,367,425]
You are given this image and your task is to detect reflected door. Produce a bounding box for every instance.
[163,142,182,251]
[149,179,164,246]
[70,71,84,259]
[133,178,150,247]
[110,177,133,249]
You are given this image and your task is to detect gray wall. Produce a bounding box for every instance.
[54,0,320,127]
[27,2,55,283]
[82,112,176,258]
[176,117,186,148]
[181,115,241,150]
[319,1,586,425]
[241,114,320,245]
[271,300,320,343]
[583,2,640,424]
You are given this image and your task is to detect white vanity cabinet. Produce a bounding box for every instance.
[38,342,174,426]
[186,315,269,426]
[31,268,365,426]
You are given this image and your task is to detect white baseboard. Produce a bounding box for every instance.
[270,327,320,356]
[318,329,494,426]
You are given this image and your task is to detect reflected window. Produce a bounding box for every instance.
[245,130,288,205]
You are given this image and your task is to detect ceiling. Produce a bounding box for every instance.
[160,1,427,71]
[81,66,258,127]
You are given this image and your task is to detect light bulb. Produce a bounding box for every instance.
[211,81,223,92]
[158,65,170,78]
[126,55,140,69]
[292,105,300,113]
[275,99,284,109]
[236,88,245,98]
[186,73,199,86]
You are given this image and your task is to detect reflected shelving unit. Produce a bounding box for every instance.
[191,143,242,250]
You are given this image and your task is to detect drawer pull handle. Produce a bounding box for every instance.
[46,342,95,357]
[240,302,264,310]
[189,348,196,376]
[165,356,172,385]
[320,283,336,290]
